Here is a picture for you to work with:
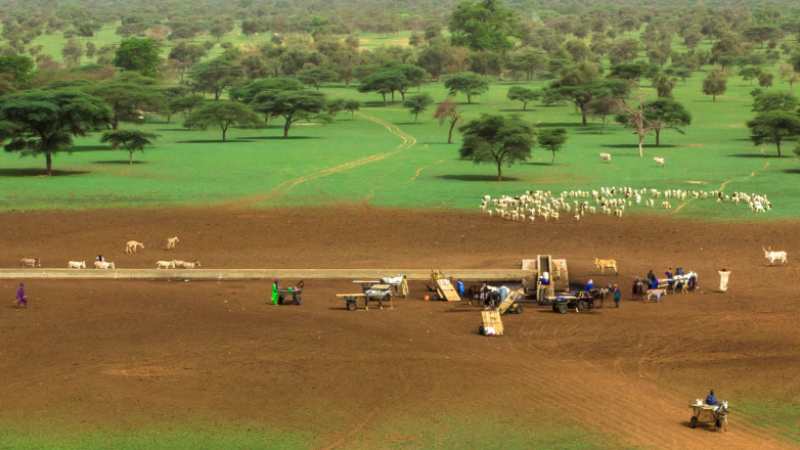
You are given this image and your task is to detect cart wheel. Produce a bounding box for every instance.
[347,301,356,311]
[515,305,523,314]
[690,416,698,429]
[577,300,587,311]
[558,303,568,314]
[478,325,485,335]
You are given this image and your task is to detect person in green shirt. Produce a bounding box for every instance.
[272,280,279,306]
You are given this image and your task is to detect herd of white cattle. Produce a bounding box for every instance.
[17,236,202,270]
[480,187,773,222]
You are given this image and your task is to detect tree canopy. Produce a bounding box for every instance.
[188,58,245,101]
[112,37,161,77]
[643,99,692,147]
[403,93,434,124]
[506,86,541,111]
[448,0,517,52]
[746,112,800,157]
[537,127,568,164]
[252,90,327,138]
[0,89,112,175]
[100,129,159,164]
[458,114,535,181]
[444,72,490,104]
[184,100,261,142]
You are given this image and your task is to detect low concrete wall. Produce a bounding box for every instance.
[0,269,533,281]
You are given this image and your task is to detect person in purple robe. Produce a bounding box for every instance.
[16,283,27,308]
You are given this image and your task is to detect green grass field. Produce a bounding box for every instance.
[1,67,798,218]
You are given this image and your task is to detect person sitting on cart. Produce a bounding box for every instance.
[706,389,721,406]
[584,279,594,292]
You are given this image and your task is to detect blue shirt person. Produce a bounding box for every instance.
[456,279,464,297]
[706,390,720,406]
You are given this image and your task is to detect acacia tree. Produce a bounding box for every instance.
[739,66,763,85]
[444,72,490,104]
[0,89,112,175]
[344,100,360,119]
[357,70,407,105]
[100,130,159,164]
[253,90,327,138]
[404,93,434,124]
[702,72,727,101]
[615,102,653,157]
[585,96,622,134]
[538,127,568,164]
[113,37,161,77]
[458,114,535,181]
[90,78,167,130]
[188,58,245,101]
[643,99,692,146]
[433,99,463,144]
[297,67,339,91]
[184,100,261,142]
[169,94,206,121]
[62,39,83,66]
[752,92,798,113]
[506,86,541,111]
[652,73,677,98]
[746,112,800,156]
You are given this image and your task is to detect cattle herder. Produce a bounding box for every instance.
[271,280,279,306]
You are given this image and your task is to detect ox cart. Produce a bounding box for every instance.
[547,291,593,314]
[689,403,728,431]
[337,284,393,311]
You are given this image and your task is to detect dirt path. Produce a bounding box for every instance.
[222,113,417,208]
[673,159,771,214]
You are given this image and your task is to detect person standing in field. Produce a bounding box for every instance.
[15,283,27,308]
[613,284,621,308]
[718,269,731,293]
[272,280,279,306]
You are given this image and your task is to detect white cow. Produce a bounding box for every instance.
[94,261,116,269]
[763,246,788,265]
[68,261,86,269]
[654,157,665,167]
[156,260,176,269]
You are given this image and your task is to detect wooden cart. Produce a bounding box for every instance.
[276,288,303,305]
[689,404,728,431]
[548,292,589,314]
[336,284,393,311]
[478,310,503,336]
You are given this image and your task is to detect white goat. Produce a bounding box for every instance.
[599,153,611,162]
[178,260,201,269]
[654,157,665,167]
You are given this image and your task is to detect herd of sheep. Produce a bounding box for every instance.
[481,187,773,222]
[16,236,201,270]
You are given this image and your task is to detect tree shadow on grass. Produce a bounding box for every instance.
[727,154,786,158]
[600,144,678,149]
[157,128,192,132]
[177,139,254,144]
[92,160,149,165]
[0,168,89,177]
[498,108,536,113]
[782,169,800,174]
[70,145,112,152]
[436,174,521,182]
[242,136,323,140]
[535,122,594,128]
[524,162,556,166]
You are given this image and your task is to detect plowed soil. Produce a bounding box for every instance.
[1,207,799,449]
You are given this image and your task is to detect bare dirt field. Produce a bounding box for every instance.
[1,207,799,449]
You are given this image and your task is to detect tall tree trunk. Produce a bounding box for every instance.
[414,113,418,124]
[467,94,472,104]
[129,151,134,164]
[284,120,290,138]
[581,107,587,126]
[496,161,502,181]
[551,151,556,165]
[600,117,606,134]
[400,91,406,101]
[346,79,351,88]
[447,120,456,144]
[712,94,716,102]
[113,117,120,130]
[46,152,52,176]
[382,93,387,106]
[776,140,781,157]
[391,91,395,103]
[167,113,171,125]
[638,134,644,157]
[655,130,660,147]
[222,127,227,142]
[523,103,527,111]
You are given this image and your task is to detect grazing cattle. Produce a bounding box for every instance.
[156,260,175,269]
[126,240,145,254]
[593,258,619,275]
[167,236,179,250]
[599,153,611,162]
[763,246,788,265]
[94,261,116,269]
[178,260,201,269]
[68,261,86,269]
[654,157,665,167]
[20,258,41,267]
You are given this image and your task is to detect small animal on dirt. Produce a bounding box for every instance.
[125,240,145,254]
[763,246,788,265]
[94,261,116,269]
[167,236,179,250]
[654,157,665,167]
[593,258,619,275]
[68,261,86,269]
[19,258,41,267]
[177,260,201,269]
[156,260,175,269]
[599,152,611,162]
